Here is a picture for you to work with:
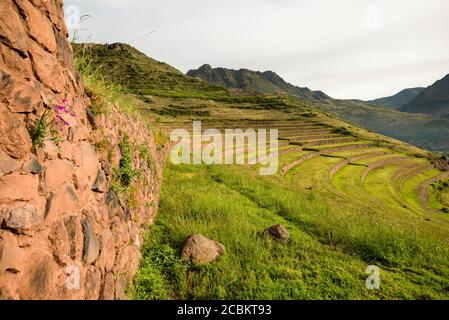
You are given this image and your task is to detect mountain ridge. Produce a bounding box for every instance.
[187,63,449,152]
[187,64,330,101]
[368,87,425,109]
[400,74,449,117]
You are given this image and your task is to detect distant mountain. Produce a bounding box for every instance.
[400,74,449,117]
[187,64,330,101]
[368,87,425,109]
[188,63,449,152]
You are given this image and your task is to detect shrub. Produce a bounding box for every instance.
[113,134,139,192]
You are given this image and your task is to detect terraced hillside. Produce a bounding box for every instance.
[136,116,449,299]
[76,43,449,299]
[157,117,449,220]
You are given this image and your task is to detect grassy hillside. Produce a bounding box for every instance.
[75,43,449,300]
[75,43,229,100]
[133,162,449,300]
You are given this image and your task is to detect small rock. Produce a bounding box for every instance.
[73,126,90,142]
[95,229,115,272]
[23,156,42,174]
[0,173,38,203]
[0,106,32,159]
[36,140,58,161]
[17,234,34,248]
[180,234,225,265]
[64,215,83,260]
[5,82,42,114]
[48,220,70,265]
[92,170,107,193]
[0,232,22,273]
[101,272,116,300]
[67,127,76,142]
[82,218,100,264]
[102,161,112,176]
[2,204,43,231]
[22,254,59,300]
[86,108,98,130]
[110,218,130,247]
[77,142,99,187]
[0,152,18,177]
[43,159,74,191]
[106,190,120,218]
[58,141,73,160]
[115,275,128,300]
[84,266,102,300]
[44,184,79,225]
[261,224,289,242]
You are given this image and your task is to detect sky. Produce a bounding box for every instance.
[65,0,449,100]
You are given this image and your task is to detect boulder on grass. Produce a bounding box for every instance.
[260,224,289,242]
[180,234,225,265]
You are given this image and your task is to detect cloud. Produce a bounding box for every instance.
[66,0,449,100]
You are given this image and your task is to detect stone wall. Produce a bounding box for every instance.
[0,0,164,299]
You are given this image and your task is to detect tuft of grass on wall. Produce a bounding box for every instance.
[74,43,140,116]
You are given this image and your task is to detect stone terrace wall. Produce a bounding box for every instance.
[0,0,164,299]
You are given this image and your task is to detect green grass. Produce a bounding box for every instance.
[133,163,449,300]
[402,169,442,212]
[114,134,139,190]
[429,179,449,213]
[363,165,416,216]
[73,43,229,101]
[74,42,449,300]
[74,46,140,116]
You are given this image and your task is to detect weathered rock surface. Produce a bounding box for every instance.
[0,0,165,300]
[0,174,39,203]
[0,231,22,273]
[43,159,74,191]
[2,204,43,231]
[23,156,43,174]
[86,108,98,130]
[82,218,100,265]
[0,152,18,176]
[92,170,107,193]
[180,234,225,264]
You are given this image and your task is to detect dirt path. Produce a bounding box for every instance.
[417,171,449,210]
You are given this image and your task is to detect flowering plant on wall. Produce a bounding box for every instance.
[32,98,77,146]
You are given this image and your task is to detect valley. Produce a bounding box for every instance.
[2,0,449,302]
[76,43,449,299]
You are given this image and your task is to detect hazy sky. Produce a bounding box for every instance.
[65,0,449,100]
